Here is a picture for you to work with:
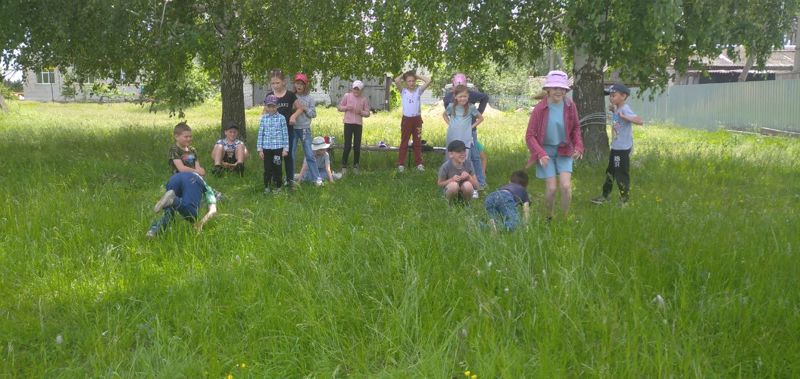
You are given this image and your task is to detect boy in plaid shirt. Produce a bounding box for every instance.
[257,94,289,193]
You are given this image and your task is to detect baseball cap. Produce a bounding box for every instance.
[264,94,278,105]
[447,140,467,152]
[352,80,364,90]
[224,122,239,131]
[604,83,630,96]
[294,73,308,85]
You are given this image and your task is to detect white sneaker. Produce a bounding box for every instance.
[315,179,323,186]
[145,229,157,238]
[154,190,176,212]
[472,190,479,199]
[294,173,301,181]
[416,164,425,171]
[397,165,405,173]
[332,172,343,180]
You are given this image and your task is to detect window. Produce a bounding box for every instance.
[37,70,55,84]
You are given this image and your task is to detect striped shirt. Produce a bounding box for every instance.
[257,113,289,152]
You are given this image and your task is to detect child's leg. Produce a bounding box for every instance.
[543,177,557,218]
[352,124,363,167]
[614,149,631,201]
[444,182,461,200]
[480,151,487,175]
[558,172,573,217]
[235,144,248,164]
[271,149,283,188]
[470,131,486,188]
[498,196,520,231]
[460,181,475,202]
[285,127,296,183]
[397,117,411,166]
[411,117,423,166]
[342,123,353,167]
[301,129,320,180]
[149,208,175,235]
[602,152,616,198]
[263,150,275,189]
[211,144,224,165]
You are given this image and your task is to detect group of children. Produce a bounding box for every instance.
[146,69,643,237]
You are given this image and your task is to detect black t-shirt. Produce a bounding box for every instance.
[267,91,298,126]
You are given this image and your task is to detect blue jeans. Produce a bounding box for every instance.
[292,128,319,181]
[470,129,486,188]
[484,190,520,231]
[149,173,204,234]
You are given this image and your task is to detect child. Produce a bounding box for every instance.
[292,73,319,182]
[337,80,371,174]
[211,122,248,177]
[146,172,217,238]
[591,83,643,205]
[169,122,206,176]
[265,69,304,186]
[443,84,484,198]
[443,73,489,190]
[296,136,340,185]
[525,70,584,220]
[484,170,530,232]
[257,94,289,193]
[393,70,431,172]
[437,140,479,203]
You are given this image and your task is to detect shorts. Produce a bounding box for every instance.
[535,145,573,179]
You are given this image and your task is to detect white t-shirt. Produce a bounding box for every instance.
[401,87,423,117]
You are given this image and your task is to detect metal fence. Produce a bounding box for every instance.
[627,79,800,132]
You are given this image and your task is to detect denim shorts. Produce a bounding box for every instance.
[536,145,573,179]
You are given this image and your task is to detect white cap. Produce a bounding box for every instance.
[352,80,364,90]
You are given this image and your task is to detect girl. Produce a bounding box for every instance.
[393,70,431,172]
[443,84,484,198]
[337,80,371,174]
[525,70,584,220]
[292,73,319,183]
[296,136,340,185]
[264,69,304,187]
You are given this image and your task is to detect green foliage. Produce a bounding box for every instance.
[143,62,216,117]
[0,81,13,99]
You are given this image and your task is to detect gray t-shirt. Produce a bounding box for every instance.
[610,104,637,150]
[438,159,475,181]
[445,103,480,147]
[314,151,330,171]
[294,94,317,129]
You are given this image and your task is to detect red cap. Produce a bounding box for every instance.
[294,73,308,85]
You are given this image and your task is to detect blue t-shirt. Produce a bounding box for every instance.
[445,103,480,147]
[544,101,566,146]
[610,104,637,150]
[498,182,530,205]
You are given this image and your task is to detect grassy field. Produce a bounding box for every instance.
[0,99,798,378]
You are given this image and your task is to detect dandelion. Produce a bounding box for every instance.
[472,375,478,379]
[226,374,233,379]
[464,371,471,377]
[240,363,246,368]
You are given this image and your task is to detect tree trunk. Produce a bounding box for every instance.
[572,46,608,162]
[0,95,7,112]
[738,55,755,82]
[220,51,246,140]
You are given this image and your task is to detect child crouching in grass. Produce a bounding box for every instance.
[437,140,479,203]
[146,172,217,238]
[211,122,248,177]
[484,170,530,232]
[296,136,341,185]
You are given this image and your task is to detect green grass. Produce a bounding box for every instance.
[0,99,799,378]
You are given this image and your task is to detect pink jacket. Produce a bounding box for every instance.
[525,98,584,165]
[339,93,371,125]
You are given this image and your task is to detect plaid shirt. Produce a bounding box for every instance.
[257,112,289,152]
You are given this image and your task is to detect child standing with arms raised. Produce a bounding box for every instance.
[337,80,371,175]
[525,70,584,220]
[393,70,431,172]
[257,95,289,193]
[591,83,643,205]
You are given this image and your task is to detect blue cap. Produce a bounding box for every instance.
[604,83,630,96]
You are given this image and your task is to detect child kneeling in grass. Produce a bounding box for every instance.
[437,140,479,203]
[296,136,341,185]
[146,172,217,238]
[485,170,531,232]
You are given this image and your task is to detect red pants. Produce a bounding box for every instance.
[397,115,423,166]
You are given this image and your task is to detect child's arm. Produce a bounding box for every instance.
[618,110,643,125]
[337,94,349,112]
[194,160,206,176]
[297,160,308,179]
[418,74,432,93]
[304,98,317,119]
[360,98,371,118]
[394,73,405,91]
[280,120,289,156]
[289,99,305,125]
[325,162,335,182]
[195,203,217,232]
[442,109,450,124]
[172,159,205,176]
[471,111,484,129]
[437,175,454,187]
[467,173,479,189]
[256,118,265,159]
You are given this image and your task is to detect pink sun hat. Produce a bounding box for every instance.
[452,73,467,86]
[543,70,571,91]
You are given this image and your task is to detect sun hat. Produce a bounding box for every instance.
[452,73,467,86]
[264,94,278,105]
[311,136,330,150]
[543,70,571,91]
[604,83,630,96]
[447,139,467,152]
[294,73,308,85]
[351,80,364,90]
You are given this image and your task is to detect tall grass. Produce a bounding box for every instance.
[0,100,798,377]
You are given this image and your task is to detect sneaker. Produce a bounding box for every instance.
[154,190,176,212]
[315,179,323,187]
[212,165,224,177]
[332,172,343,180]
[263,187,271,194]
[416,164,425,171]
[341,167,348,176]
[234,163,245,177]
[352,166,360,174]
[591,196,609,205]
[472,190,479,199]
[620,197,629,207]
[145,229,157,239]
[397,165,405,173]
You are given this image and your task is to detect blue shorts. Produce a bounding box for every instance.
[535,145,573,179]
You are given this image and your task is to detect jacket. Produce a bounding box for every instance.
[525,98,583,165]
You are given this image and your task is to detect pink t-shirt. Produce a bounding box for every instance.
[339,92,371,125]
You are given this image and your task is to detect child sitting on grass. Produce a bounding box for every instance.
[296,136,341,185]
[211,122,248,177]
[437,140,479,203]
[169,122,206,176]
[146,172,217,238]
[484,170,531,232]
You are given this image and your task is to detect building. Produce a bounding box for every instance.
[672,46,796,85]
[22,68,139,102]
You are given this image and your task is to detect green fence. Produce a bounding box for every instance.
[627,79,800,132]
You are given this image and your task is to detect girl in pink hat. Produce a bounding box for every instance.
[337,80,371,174]
[525,70,584,221]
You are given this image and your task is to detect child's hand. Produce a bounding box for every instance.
[281,150,288,157]
[258,151,265,160]
[288,115,297,125]
[538,155,550,167]
[608,103,616,112]
[572,151,583,160]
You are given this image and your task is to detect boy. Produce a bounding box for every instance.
[437,140,479,203]
[169,122,206,176]
[257,94,289,193]
[591,83,643,205]
[211,122,248,177]
[394,70,432,172]
[484,170,530,232]
[146,172,217,238]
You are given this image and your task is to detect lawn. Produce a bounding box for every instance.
[0,99,798,377]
